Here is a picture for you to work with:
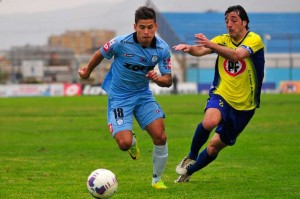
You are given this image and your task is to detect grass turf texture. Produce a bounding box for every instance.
[0,94,299,198]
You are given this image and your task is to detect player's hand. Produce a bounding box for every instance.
[146,70,159,82]
[78,67,91,79]
[173,44,191,53]
[194,33,211,48]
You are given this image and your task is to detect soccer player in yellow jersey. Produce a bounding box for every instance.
[173,5,265,183]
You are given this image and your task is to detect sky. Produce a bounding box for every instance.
[1,0,300,15]
[0,0,299,50]
[0,0,107,15]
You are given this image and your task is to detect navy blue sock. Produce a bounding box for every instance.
[187,147,217,175]
[188,123,211,160]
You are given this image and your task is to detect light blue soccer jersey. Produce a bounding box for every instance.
[100,32,172,97]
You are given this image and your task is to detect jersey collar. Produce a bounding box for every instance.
[232,31,250,47]
[133,32,157,48]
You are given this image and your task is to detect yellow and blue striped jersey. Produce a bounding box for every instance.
[210,31,265,110]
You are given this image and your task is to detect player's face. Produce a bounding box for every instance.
[225,11,247,42]
[134,19,157,47]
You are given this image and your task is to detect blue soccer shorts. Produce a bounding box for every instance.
[205,94,255,146]
[107,93,165,137]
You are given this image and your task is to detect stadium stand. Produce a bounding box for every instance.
[152,6,300,90]
[160,12,300,53]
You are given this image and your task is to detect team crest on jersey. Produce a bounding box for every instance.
[223,59,246,76]
[152,55,158,63]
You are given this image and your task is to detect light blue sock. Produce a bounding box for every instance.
[152,143,168,184]
[131,136,136,146]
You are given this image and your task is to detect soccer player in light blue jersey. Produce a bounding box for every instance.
[78,6,173,189]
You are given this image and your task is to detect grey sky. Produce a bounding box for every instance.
[1,0,299,15]
[0,0,299,50]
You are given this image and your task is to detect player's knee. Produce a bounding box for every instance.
[207,145,220,156]
[207,136,227,156]
[153,132,167,145]
[202,109,222,131]
[116,139,131,151]
[202,119,219,131]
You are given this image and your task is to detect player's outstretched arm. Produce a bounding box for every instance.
[173,43,211,57]
[173,44,192,53]
[78,50,104,79]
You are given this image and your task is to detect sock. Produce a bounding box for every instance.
[187,147,217,175]
[188,123,211,160]
[131,136,136,146]
[152,143,168,184]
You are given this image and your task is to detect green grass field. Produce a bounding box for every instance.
[0,94,299,198]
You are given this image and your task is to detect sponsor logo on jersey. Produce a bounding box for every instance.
[223,59,246,76]
[103,42,110,53]
[124,63,155,72]
[167,58,171,69]
[103,39,116,53]
[121,40,134,44]
[163,58,171,69]
[248,70,254,99]
[124,53,134,57]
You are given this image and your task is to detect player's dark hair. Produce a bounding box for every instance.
[225,5,250,30]
[135,6,156,24]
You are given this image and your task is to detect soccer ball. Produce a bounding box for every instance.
[87,169,118,199]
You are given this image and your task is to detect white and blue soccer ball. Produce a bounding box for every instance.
[87,169,118,199]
